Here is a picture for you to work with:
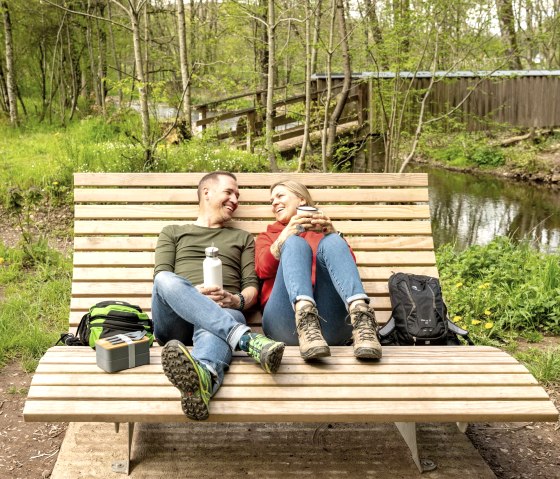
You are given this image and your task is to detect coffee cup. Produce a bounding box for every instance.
[296,206,318,216]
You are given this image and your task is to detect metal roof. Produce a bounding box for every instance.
[313,70,560,79]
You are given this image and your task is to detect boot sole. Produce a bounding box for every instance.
[260,341,285,374]
[354,346,382,359]
[161,340,210,420]
[301,345,331,360]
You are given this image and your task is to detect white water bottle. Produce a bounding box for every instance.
[203,246,223,288]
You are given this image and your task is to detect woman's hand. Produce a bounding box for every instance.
[279,213,314,241]
[270,213,314,259]
[310,211,336,235]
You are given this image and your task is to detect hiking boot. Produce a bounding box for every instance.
[295,304,330,360]
[349,303,382,359]
[245,334,285,374]
[161,340,212,420]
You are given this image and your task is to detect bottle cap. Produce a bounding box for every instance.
[205,246,219,257]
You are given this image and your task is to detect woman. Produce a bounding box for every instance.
[255,180,382,360]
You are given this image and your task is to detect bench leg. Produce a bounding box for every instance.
[112,422,135,475]
[394,422,436,473]
[456,422,468,433]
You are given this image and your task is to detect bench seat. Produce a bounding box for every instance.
[25,346,557,424]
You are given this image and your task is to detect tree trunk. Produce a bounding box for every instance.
[127,2,152,167]
[325,0,352,167]
[86,0,102,110]
[176,0,192,135]
[496,0,522,69]
[107,2,123,108]
[297,0,313,172]
[321,0,336,172]
[2,0,19,126]
[265,0,278,171]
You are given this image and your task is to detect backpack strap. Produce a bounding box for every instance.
[377,317,396,339]
[447,319,474,345]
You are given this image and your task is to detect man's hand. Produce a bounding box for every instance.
[195,285,239,309]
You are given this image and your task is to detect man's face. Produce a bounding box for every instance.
[203,175,240,222]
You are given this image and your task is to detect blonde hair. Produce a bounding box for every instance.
[270,180,315,207]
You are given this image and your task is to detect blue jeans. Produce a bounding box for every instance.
[152,271,250,392]
[262,234,368,345]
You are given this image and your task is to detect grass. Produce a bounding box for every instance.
[437,236,560,345]
[0,243,71,372]
[515,347,560,385]
[0,113,273,201]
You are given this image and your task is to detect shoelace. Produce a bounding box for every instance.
[297,309,325,342]
[351,309,379,341]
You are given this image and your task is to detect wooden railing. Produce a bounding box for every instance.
[193,81,370,152]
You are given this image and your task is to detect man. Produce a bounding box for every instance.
[152,171,285,421]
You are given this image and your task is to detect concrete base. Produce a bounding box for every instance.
[51,422,496,479]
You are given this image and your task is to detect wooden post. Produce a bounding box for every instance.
[199,106,208,132]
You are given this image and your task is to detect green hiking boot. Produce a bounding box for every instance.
[161,340,212,420]
[244,334,285,374]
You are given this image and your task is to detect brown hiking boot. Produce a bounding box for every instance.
[349,303,382,359]
[295,304,330,360]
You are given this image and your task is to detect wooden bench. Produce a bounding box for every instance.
[23,173,559,475]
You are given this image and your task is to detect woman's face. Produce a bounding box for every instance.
[270,185,306,224]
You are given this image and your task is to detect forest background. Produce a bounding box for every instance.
[1,0,559,180]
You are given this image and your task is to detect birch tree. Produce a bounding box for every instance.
[1,0,18,125]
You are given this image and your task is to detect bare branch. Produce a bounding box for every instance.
[42,0,132,32]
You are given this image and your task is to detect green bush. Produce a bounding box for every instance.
[0,243,71,371]
[437,237,560,344]
[424,133,505,168]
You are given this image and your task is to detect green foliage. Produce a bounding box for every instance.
[437,237,560,344]
[515,347,560,385]
[4,185,68,266]
[0,243,71,371]
[426,133,505,168]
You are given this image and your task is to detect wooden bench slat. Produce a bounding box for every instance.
[72,251,436,267]
[71,280,392,297]
[38,355,519,370]
[69,296,394,311]
[24,399,559,423]
[29,372,539,387]
[27,385,550,401]
[74,204,431,220]
[75,188,430,203]
[74,172,429,187]
[73,235,435,252]
[67,305,387,324]
[34,361,532,375]
[74,220,433,236]
[71,266,439,282]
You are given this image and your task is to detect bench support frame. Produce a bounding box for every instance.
[112,422,135,475]
[395,422,437,473]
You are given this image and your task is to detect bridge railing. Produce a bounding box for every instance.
[193,81,369,152]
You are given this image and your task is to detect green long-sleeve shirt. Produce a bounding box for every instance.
[154,224,258,293]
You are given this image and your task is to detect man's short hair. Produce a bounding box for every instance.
[197,171,238,201]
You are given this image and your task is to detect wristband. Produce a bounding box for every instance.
[236,293,245,311]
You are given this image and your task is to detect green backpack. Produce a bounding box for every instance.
[60,300,154,348]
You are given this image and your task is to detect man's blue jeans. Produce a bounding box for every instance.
[152,271,250,392]
[262,234,369,345]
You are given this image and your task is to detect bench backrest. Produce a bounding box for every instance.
[70,173,436,331]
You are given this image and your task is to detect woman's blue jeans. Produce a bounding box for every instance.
[152,271,250,392]
[262,234,369,345]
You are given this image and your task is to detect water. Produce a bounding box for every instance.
[414,167,560,251]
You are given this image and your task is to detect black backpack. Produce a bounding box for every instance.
[378,273,473,346]
[58,300,154,348]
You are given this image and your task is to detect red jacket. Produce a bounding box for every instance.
[255,221,356,308]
